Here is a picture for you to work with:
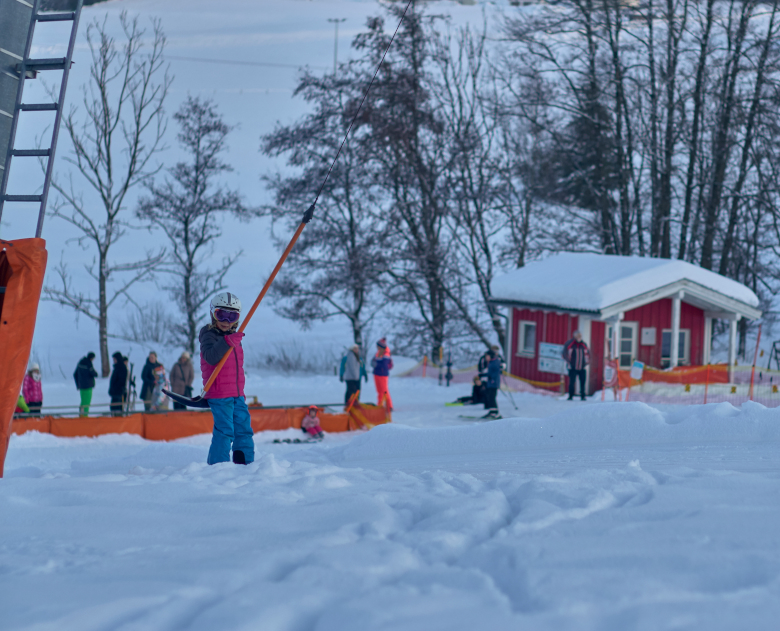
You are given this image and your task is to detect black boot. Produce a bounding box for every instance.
[232,450,246,465]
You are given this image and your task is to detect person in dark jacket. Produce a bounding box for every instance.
[451,375,485,406]
[562,331,590,401]
[339,345,368,405]
[140,351,162,412]
[170,352,195,410]
[108,351,128,416]
[73,352,98,416]
[478,345,505,379]
[482,350,502,419]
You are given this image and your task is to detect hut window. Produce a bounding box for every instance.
[517,321,536,357]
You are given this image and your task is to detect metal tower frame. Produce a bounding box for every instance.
[0,0,84,238]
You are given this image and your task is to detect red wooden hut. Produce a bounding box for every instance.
[490,253,761,395]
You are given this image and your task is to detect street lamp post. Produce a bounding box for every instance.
[327,18,347,76]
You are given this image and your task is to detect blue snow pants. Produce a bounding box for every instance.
[207,396,255,465]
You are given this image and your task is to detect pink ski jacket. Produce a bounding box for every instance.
[23,374,42,403]
[199,324,245,399]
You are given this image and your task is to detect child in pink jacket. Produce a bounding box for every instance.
[22,363,43,415]
[301,405,324,440]
[199,292,253,465]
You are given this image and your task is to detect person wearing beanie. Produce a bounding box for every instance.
[73,352,98,416]
[371,338,394,411]
[481,349,502,420]
[23,363,43,416]
[109,352,128,416]
[170,351,195,410]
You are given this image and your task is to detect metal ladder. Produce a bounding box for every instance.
[0,0,84,238]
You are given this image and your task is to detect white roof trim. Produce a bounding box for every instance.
[600,279,762,320]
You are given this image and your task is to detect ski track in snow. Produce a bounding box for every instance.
[3,376,780,630]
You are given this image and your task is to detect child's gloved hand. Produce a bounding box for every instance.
[225,332,245,348]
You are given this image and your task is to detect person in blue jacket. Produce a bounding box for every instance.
[482,349,502,420]
[371,338,394,410]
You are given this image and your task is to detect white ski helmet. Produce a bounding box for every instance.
[210,292,242,318]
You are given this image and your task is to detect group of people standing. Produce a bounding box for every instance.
[338,337,394,410]
[138,351,195,411]
[68,349,195,416]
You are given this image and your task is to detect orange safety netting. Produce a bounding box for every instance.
[398,360,560,395]
[0,238,48,477]
[9,404,391,442]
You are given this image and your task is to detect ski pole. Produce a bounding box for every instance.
[200,204,315,396]
[500,374,519,410]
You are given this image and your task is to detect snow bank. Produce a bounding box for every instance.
[4,398,780,630]
[336,402,780,461]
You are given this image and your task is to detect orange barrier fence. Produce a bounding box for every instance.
[398,360,559,395]
[10,404,390,441]
[607,363,780,407]
[0,238,48,477]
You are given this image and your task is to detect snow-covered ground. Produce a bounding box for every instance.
[3,376,780,630]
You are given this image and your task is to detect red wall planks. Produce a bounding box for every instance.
[590,321,606,392]
[510,308,578,385]
[509,299,705,392]
[623,299,704,368]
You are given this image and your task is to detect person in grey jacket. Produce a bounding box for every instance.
[170,352,195,410]
[339,345,367,405]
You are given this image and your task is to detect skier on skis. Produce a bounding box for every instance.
[482,349,502,420]
[199,292,254,465]
[371,338,394,411]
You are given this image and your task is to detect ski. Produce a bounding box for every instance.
[272,437,319,444]
[458,414,503,420]
[163,388,210,408]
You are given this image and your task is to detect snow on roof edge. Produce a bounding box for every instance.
[490,253,760,314]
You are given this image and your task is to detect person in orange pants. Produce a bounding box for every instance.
[371,338,394,411]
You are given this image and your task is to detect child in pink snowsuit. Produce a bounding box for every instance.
[302,405,324,440]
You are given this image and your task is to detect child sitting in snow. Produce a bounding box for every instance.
[451,375,485,406]
[200,292,254,465]
[151,365,170,411]
[301,405,324,441]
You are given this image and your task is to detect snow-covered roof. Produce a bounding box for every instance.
[491,253,761,318]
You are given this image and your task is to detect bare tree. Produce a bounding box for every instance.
[433,24,508,349]
[262,71,387,348]
[43,12,171,376]
[137,97,250,353]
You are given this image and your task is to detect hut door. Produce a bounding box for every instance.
[607,322,638,368]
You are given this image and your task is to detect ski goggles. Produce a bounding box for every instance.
[214,308,240,323]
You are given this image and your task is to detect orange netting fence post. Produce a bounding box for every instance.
[704,363,710,405]
[749,324,762,402]
[0,239,48,478]
[422,355,428,378]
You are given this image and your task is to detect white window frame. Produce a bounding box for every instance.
[607,322,638,369]
[517,320,537,357]
[661,328,691,367]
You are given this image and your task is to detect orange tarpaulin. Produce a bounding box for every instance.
[10,404,390,442]
[0,238,48,477]
[641,364,729,385]
[51,415,145,438]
